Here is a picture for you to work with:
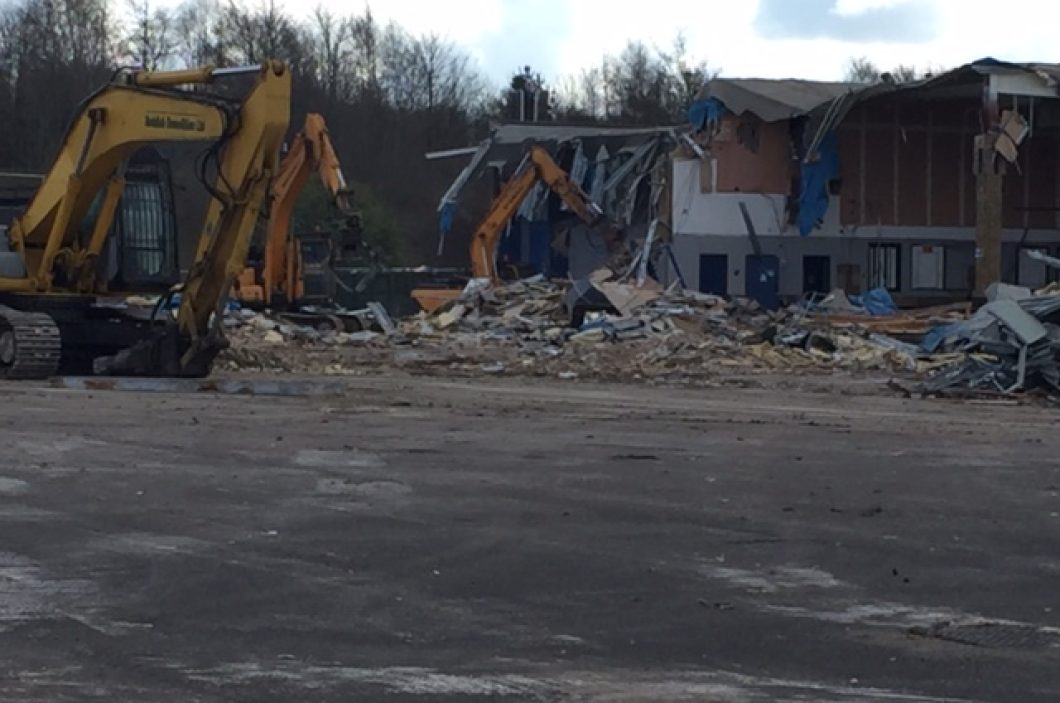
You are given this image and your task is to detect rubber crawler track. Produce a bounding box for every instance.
[0,309,61,379]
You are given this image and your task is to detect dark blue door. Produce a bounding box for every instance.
[745,255,780,309]
[802,255,831,294]
[698,254,727,296]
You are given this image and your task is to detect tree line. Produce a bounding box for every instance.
[843,56,941,84]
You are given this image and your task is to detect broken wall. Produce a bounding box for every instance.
[704,115,791,194]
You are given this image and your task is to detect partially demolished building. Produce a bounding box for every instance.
[672,58,1060,307]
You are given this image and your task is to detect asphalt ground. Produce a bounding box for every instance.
[0,374,1056,702]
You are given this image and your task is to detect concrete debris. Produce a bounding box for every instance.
[435,304,467,329]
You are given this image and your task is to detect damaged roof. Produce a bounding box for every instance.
[695,79,862,123]
[697,57,1060,125]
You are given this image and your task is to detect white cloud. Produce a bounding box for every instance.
[832,0,911,16]
[153,0,1060,85]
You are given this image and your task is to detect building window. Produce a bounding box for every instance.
[868,243,900,291]
[911,244,945,290]
[1017,247,1057,288]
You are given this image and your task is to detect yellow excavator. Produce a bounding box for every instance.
[235,113,359,309]
[0,61,290,379]
[411,145,618,313]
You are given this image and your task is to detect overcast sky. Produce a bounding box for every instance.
[288,0,1060,87]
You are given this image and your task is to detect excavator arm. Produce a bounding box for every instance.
[469,145,604,281]
[1,61,291,378]
[258,113,356,306]
[172,63,290,372]
[411,145,610,313]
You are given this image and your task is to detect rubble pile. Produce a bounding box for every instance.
[218,273,967,384]
[216,268,1060,396]
[391,276,940,381]
[217,308,391,375]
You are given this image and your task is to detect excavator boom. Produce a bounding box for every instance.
[413,145,608,313]
[0,61,291,378]
[174,63,290,373]
[239,113,358,308]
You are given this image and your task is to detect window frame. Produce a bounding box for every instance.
[910,243,946,291]
[867,242,901,292]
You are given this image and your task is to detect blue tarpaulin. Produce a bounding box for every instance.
[798,131,839,236]
[688,97,726,130]
[849,287,898,316]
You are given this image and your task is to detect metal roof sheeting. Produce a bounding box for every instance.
[490,123,677,145]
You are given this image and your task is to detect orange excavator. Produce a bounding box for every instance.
[235,113,359,309]
[411,145,618,312]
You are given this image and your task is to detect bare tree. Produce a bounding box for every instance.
[555,36,712,124]
[221,0,302,66]
[349,6,379,98]
[659,34,717,116]
[11,0,119,69]
[0,0,117,167]
[844,57,930,84]
[310,6,352,102]
[845,57,881,83]
[578,67,605,118]
[889,64,920,83]
[174,0,225,67]
[126,0,174,70]
[379,26,487,113]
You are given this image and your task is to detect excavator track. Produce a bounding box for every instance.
[0,308,61,380]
